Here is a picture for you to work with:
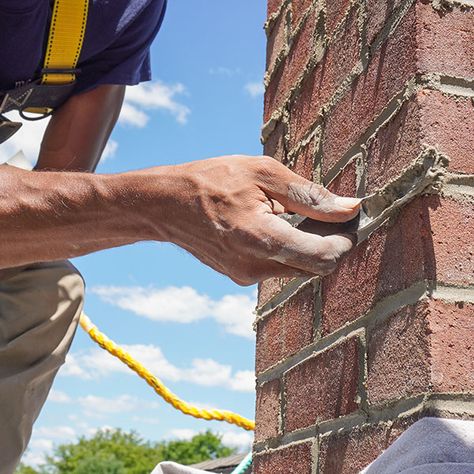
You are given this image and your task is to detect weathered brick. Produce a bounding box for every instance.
[287,134,317,180]
[258,278,284,307]
[318,421,407,474]
[365,96,422,193]
[429,196,474,286]
[327,156,358,197]
[291,0,313,29]
[366,0,404,46]
[368,303,432,405]
[289,6,360,148]
[366,89,474,191]
[268,0,285,18]
[255,379,281,442]
[418,1,474,80]
[267,9,288,71]
[253,442,313,474]
[321,199,428,335]
[321,195,474,334]
[420,89,474,174]
[322,5,417,175]
[326,0,351,37]
[429,300,474,393]
[284,337,360,432]
[264,120,287,164]
[256,284,315,374]
[264,57,290,122]
[287,11,318,82]
[368,299,474,406]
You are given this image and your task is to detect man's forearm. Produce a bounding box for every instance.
[0,164,172,269]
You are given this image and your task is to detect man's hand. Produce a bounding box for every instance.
[145,155,360,285]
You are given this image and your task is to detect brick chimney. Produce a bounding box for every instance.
[254,1,474,472]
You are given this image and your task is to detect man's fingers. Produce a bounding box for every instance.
[257,157,360,223]
[260,214,354,276]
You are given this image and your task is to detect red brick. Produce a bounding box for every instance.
[322,5,417,176]
[430,300,474,393]
[284,337,360,432]
[368,299,474,406]
[366,89,474,192]
[326,0,351,37]
[287,134,316,180]
[318,422,406,474]
[366,96,422,193]
[429,196,474,286]
[291,0,314,29]
[287,11,318,83]
[327,157,358,197]
[253,442,313,474]
[267,9,288,71]
[366,0,404,46]
[256,284,316,374]
[418,2,474,80]
[322,195,474,334]
[268,0,285,18]
[255,379,281,442]
[289,7,360,148]
[368,303,432,405]
[420,90,474,174]
[258,278,284,307]
[264,57,290,122]
[263,121,287,164]
[321,199,429,335]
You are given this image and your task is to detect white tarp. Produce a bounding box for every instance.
[361,418,474,474]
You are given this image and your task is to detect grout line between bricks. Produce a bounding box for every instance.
[254,393,474,453]
[256,282,430,384]
[431,285,474,303]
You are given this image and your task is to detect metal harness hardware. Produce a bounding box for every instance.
[0,0,89,144]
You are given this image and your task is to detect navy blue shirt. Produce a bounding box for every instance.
[0,0,166,94]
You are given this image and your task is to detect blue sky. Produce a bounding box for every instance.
[0,0,267,467]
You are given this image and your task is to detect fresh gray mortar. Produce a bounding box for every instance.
[280,147,450,244]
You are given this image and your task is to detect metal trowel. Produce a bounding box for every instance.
[280,149,449,244]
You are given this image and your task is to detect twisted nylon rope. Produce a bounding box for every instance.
[79,313,255,432]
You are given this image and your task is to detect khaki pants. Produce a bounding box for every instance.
[0,261,84,474]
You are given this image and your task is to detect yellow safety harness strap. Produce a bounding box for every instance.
[42,0,89,85]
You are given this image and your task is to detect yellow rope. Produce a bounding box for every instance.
[79,313,255,432]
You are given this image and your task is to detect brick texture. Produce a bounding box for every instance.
[284,337,360,432]
[253,442,313,474]
[368,299,474,406]
[321,195,474,335]
[258,0,474,469]
[322,5,417,175]
[256,283,315,374]
[255,379,281,443]
[289,6,360,149]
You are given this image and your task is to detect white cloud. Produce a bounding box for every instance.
[60,344,255,393]
[78,394,140,416]
[91,285,256,339]
[120,81,190,127]
[102,139,118,161]
[169,428,196,440]
[35,425,77,440]
[244,81,265,98]
[209,66,241,77]
[48,389,72,403]
[221,431,253,451]
[229,370,255,392]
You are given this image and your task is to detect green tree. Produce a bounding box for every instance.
[17,428,236,474]
[160,431,235,466]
